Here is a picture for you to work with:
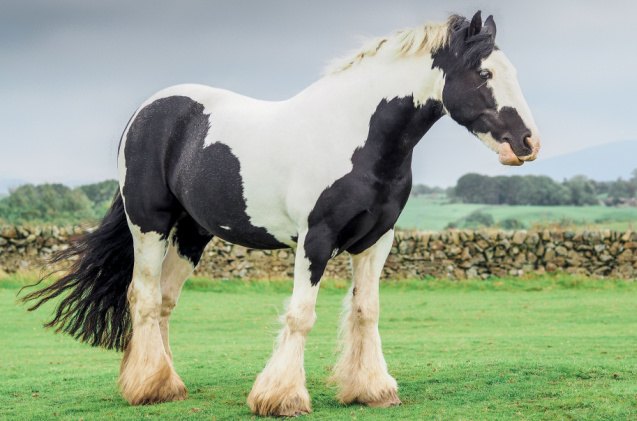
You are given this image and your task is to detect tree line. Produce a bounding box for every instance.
[1,170,636,226]
[0,180,118,225]
[413,171,637,206]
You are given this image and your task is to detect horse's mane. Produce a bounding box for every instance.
[327,15,467,74]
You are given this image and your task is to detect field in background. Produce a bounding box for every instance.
[398,195,637,231]
[2,181,635,231]
[2,276,636,420]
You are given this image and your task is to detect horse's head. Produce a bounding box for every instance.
[433,12,540,166]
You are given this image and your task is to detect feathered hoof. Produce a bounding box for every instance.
[119,347,187,405]
[363,388,402,408]
[247,378,311,417]
[336,375,401,409]
[120,365,187,405]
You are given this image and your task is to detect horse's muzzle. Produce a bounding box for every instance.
[498,136,541,166]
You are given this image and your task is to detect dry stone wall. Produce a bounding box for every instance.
[1,225,636,280]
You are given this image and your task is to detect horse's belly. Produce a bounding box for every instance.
[184,198,294,250]
[208,223,291,250]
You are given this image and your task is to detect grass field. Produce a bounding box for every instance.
[397,195,637,231]
[2,276,637,420]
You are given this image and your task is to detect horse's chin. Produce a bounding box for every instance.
[498,142,524,166]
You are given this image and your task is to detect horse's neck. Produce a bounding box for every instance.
[290,54,445,176]
[295,53,443,109]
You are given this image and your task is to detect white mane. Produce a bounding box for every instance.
[326,19,451,74]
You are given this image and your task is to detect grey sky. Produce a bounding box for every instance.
[1,0,635,187]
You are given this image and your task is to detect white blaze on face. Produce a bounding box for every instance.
[480,50,541,160]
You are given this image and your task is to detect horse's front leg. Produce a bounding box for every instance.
[332,229,401,407]
[248,230,329,416]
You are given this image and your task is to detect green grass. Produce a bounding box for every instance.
[2,276,637,420]
[397,195,637,231]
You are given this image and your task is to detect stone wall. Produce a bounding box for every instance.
[1,225,636,280]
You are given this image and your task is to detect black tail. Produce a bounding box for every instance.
[21,192,134,351]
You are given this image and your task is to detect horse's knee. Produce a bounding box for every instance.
[352,300,379,325]
[285,303,316,335]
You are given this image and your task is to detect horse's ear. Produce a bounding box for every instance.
[468,11,482,38]
[484,15,497,39]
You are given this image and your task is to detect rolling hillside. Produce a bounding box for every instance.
[517,140,637,181]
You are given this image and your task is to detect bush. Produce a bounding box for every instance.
[463,211,495,228]
[446,211,495,229]
[499,218,525,230]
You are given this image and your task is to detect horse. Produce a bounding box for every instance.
[23,11,540,417]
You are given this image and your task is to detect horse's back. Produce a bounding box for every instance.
[117,82,407,251]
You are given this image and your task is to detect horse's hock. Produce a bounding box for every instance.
[1,226,636,280]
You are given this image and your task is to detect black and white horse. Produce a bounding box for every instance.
[24,12,540,416]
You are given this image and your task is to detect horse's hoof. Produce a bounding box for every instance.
[335,371,401,409]
[122,373,187,405]
[366,391,402,408]
[119,350,187,405]
[247,384,311,417]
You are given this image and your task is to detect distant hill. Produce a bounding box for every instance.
[518,140,637,181]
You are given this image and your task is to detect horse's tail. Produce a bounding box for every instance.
[21,191,134,351]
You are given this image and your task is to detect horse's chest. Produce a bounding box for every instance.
[307,169,412,255]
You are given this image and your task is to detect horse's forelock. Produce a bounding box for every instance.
[447,15,497,70]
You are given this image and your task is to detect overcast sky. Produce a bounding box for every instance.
[1,0,636,187]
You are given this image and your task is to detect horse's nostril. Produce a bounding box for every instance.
[523,133,533,149]
[502,133,513,143]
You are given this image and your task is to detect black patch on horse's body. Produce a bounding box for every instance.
[172,215,213,265]
[303,96,444,285]
[175,140,287,249]
[122,96,287,249]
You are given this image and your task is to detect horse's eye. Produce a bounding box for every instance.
[479,69,492,80]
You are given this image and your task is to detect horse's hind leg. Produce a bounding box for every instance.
[331,229,401,407]
[119,216,187,405]
[159,216,212,360]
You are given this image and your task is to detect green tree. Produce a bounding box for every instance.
[497,175,530,205]
[76,180,119,216]
[454,173,570,205]
[0,184,95,224]
[563,175,598,206]
[77,179,118,205]
[607,178,637,204]
[454,173,499,204]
